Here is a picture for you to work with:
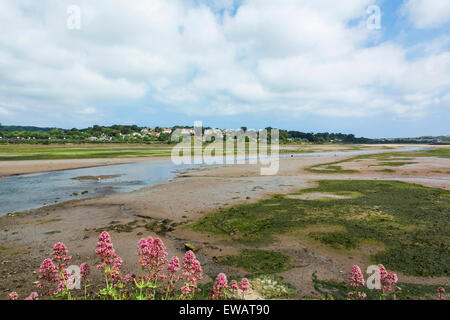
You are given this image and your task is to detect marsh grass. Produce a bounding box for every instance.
[43,230,61,235]
[221,249,293,273]
[193,180,450,276]
[305,161,359,174]
[370,162,417,167]
[358,147,450,160]
[304,147,449,174]
[377,169,396,173]
[0,145,172,161]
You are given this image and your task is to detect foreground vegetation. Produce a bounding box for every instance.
[6,233,446,300]
[7,232,251,300]
[193,180,450,277]
[313,269,447,300]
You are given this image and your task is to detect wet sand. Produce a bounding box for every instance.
[0,145,449,299]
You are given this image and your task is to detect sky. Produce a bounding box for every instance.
[0,0,449,138]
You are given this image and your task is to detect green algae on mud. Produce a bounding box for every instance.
[304,147,449,174]
[221,249,293,273]
[193,180,450,277]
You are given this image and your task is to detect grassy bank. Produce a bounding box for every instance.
[0,144,173,160]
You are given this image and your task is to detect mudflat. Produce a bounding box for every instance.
[0,145,449,299]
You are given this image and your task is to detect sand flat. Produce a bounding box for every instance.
[0,146,449,298]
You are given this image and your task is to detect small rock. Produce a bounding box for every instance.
[184,243,197,252]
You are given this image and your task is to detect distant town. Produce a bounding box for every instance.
[0,124,448,145]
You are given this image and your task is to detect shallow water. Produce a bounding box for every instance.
[0,146,429,215]
[0,161,199,215]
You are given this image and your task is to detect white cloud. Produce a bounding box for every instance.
[0,0,448,127]
[402,0,450,29]
[0,106,10,116]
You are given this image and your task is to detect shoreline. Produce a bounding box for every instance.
[0,156,172,179]
[0,144,430,179]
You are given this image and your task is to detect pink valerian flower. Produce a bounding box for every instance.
[51,242,71,269]
[80,263,91,283]
[349,265,365,288]
[95,232,123,284]
[181,286,191,295]
[110,257,123,282]
[8,292,19,300]
[229,280,239,299]
[378,264,399,294]
[181,250,203,294]
[95,232,119,270]
[437,287,445,300]
[36,256,72,297]
[348,290,367,300]
[37,258,59,296]
[168,256,180,277]
[25,292,39,300]
[165,257,181,296]
[238,278,250,298]
[209,273,228,300]
[138,237,168,277]
[56,268,73,295]
[379,264,388,283]
[124,274,136,284]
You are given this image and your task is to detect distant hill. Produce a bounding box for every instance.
[0,125,58,133]
[0,124,448,144]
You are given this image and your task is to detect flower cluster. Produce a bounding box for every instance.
[138,237,168,278]
[25,292,39,300]
[180,250,203,296]
[437,287,445,301]
[8,292,19,300]
[347,265,366,299]
[210,273,228,300]
[8,232,249,301]
[378,264,400,298]
[96,231,122,284]
[80,263,91,283]
[348,265,365,288]
[209,274,251,300]
[165,256,181,297]
[347,264,402,300]
[35,242,77,298]
[52,242,71,268]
